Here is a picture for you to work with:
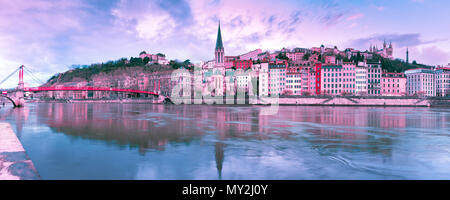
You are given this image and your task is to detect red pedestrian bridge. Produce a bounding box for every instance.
[1,65,164,107]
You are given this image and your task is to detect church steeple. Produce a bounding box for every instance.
[215,21,224,65]
[216,21,224,50]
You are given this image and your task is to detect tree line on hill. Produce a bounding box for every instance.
[47,56,193,84]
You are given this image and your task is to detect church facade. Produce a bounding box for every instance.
[202,22,229,97]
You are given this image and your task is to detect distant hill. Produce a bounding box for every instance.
[45,57,191,86]
[370,54,434,73]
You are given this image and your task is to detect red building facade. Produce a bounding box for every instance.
[315,63,322,95]
[233,60,253,70]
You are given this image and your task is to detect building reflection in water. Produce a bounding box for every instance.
[0,104,29,139]
[32,103,450,178]
[215,142,224,180]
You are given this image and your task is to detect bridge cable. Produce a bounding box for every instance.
[23,67,45,85]
[23,66,44,81]
[24,66,46,85]
[23,69,45,86]
[0,67,20,87]
[23,66,43,80]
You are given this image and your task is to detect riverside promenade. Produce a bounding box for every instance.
[0,122,40,180]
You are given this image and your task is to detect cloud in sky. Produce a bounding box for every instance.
[370,4,385,11]
[407,46,450,66]
[0,0,449,88]
[348,33,445,49]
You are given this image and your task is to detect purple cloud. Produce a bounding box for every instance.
[348,33,445,50]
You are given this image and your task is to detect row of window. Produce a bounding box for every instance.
[382,90,401,93]
[382,79,402,82]
[383,84,401,88]
[286,85,302,89]
[286,80,301,83]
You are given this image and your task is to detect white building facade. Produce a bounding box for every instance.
[252,63,269,96]
[268,64,287,96]
[405,68,435,96]
[367,62,382,96]
[355,66,368,95]
[434,68,450,96]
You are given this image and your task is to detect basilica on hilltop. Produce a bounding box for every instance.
[370,40,394,59]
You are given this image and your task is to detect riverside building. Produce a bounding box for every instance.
[355,64,368,95]
[268,63,287,96]
[320,64,343,95]
[381,73,406,96]
[367,61,382,96]
[434,68,450,96]
[405,68,435,96]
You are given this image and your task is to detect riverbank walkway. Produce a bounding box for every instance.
[0,122,40,180]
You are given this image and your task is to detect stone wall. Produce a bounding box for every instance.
[260,97,433,107]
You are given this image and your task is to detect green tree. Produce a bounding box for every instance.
[276,52,289,60]
[143,57,150,64]
[303,53,311,61]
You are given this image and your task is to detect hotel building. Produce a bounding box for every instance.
[405,68,435,96]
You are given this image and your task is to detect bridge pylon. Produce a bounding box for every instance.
[13,65,25,107]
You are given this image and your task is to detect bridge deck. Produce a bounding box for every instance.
[0,123,40,180]
[24,86,159,96]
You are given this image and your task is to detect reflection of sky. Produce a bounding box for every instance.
[2,103,450,179]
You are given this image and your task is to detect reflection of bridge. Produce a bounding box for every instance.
[1,65,167,107]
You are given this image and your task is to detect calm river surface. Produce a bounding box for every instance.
[1,103,450,180]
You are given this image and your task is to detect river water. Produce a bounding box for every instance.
[1,103,450,180]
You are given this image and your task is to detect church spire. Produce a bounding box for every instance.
[215,21,225,65]
[215,21,224,50]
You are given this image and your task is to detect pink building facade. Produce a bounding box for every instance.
[239,49,262,61]
[381,73,406,96]
[286,52,305,62]
[320,64,343,95]
[341,62,356,95]
[300,66,316,95]
[139,53,168,65]
[324,56,336,64]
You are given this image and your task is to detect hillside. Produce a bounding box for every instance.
[370,54,434,73]
[45,57,191,86]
